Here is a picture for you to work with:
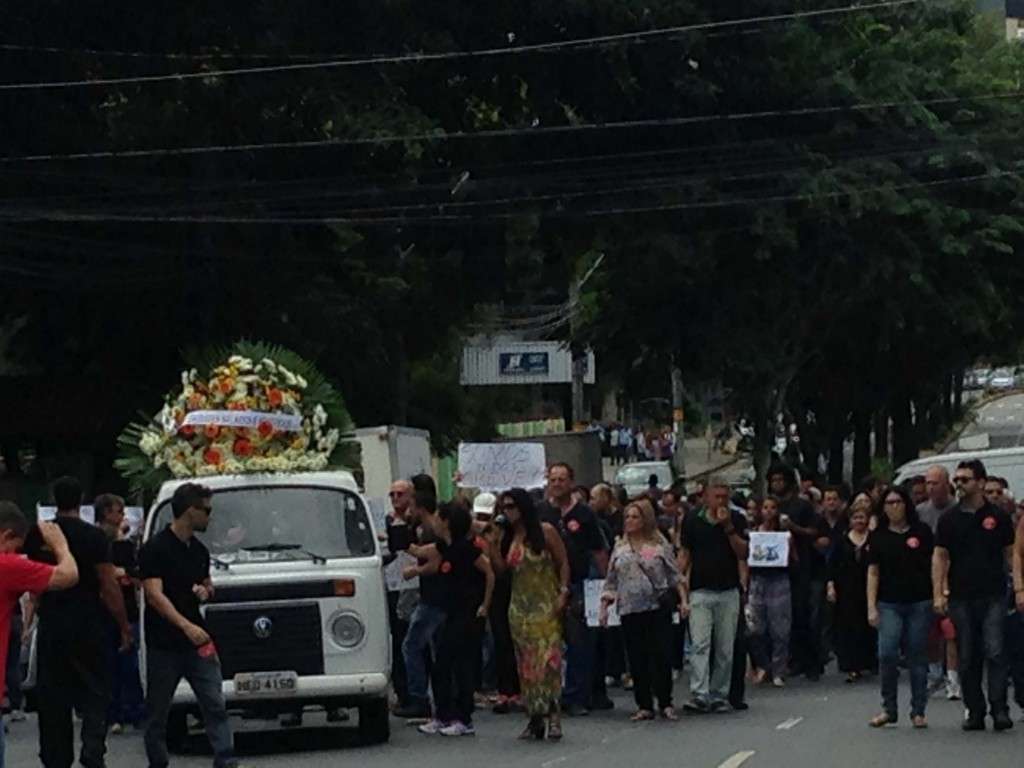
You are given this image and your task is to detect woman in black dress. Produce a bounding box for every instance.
[827,494,876,682]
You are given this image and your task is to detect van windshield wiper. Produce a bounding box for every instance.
[242,543,327,564]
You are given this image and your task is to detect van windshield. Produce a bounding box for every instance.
[151,486,376,563]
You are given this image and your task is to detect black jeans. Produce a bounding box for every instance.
[949,597,1009,719]
[143,645,237,768]
[620,609,673,711]
[1004,609,1024,709]
[36,615,110,768]
[432,613,484,724]
[387,590,409,704]
[489,581,520,698]
[730,608,748,706]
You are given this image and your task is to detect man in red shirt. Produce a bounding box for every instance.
[0,501,79,768]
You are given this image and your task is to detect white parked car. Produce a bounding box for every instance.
[143,471,390,749]
[988,367,1016,390]
[614,461,675,499]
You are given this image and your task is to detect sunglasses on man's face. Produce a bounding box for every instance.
[195,505,213,514]
[953,476,974,485]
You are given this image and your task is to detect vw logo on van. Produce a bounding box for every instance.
[252,616,273,640]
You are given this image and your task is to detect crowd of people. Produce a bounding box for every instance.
[4,456,1024,766]
[383,457,1024,738]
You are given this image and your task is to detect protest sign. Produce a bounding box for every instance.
[457,442,546,491]
[749,531,790,568]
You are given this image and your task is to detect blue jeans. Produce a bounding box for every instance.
[143,646,237,768]
[106,621,146,727]
[563,583,596,708]
[949,597,1009,719]
[877,601,931,719]
[401,603,447,704]
[689,589,740,702]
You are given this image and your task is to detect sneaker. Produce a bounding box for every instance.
[440,721,475,737]
[709,700,732,714]
[8,710,26,723]
[993,712,1013,732]
[109,723,124,735]
[418,719,447,735]
[946,680,962,701]
[683,698,710,714]
[622,675,634,691]
[773,677,785,688]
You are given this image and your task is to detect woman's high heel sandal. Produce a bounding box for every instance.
[519,716,546,740]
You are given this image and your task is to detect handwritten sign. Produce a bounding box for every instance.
[749,531,790,568]
[384,551,419,592]
[457,442,547,492]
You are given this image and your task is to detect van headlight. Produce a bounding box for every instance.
[330,613,365,649]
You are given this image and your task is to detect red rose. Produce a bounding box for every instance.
[178,425,195,437]
[257,420,274,439]
[440,561,452,574]
[267,388,284,407]
[983,516,997,531]
[204,424,221,440]
[906,537,920,550]
[203,448,222,466]
[567,519,581,533]
[232,438,254,458]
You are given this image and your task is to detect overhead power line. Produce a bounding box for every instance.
[0,0,922,91]
[2,87,1016,165]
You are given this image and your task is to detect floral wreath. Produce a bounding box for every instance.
[117,341,357,492]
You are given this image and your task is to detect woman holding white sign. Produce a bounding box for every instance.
[599,500,684,722]
[747,496,797,687]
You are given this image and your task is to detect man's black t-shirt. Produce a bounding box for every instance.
[415,526,446,609]
[806,513,832,582]
[780,496,818,573]
[867,523,934,604]
[138,526,211,652]
[680,509,748,592]
[539,501,607,584]
[935,502,1014,600]
[111,539,140,621]
[23,516,110,627]
[437,536,485,615]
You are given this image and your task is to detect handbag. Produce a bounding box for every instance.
[633,544,679,613]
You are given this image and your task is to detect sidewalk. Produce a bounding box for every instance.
[602,436,744,484]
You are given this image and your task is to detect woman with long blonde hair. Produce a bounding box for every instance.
[599,500,683,721]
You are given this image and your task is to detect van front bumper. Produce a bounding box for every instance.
[172,672,389,708]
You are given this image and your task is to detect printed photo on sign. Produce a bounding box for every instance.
[748,531,790,568]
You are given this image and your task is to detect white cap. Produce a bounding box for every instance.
[473,492,497,517]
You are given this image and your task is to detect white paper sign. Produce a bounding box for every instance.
[584,579,619,627]
[457,442,547,491]
[384,551,420,592]
[749,531,790,568]
[181,409,302,432]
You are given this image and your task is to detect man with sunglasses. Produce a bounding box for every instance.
[383,480,415,711]
[933,460,1015,732]
[139,483,243,768]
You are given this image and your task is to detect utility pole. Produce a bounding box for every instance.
[570,253,604,430]
[671,356,687,478]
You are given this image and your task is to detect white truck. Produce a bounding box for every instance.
[141,470,391,748]
[353,426,432,528]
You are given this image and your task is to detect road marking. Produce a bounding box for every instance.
[776,716,804,730]
[717,750,756,768]
[542,758,568,768]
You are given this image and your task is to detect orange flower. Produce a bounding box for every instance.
[227,401,247,411]
[178,425,195,437]
[187,394,206,409]
[204,424,221,440]
[203,448,222,465]
[218,377,234,395]
[232,438,254,457]
[257,420,274,439]
[267,388,284,407]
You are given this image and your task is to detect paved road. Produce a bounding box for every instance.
[956,391,1024,450]
[7,671,1024,767]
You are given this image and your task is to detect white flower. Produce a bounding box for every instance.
[295,375,308,390]
[261,358,277,373]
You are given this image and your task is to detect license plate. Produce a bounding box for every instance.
[234,671,298,696]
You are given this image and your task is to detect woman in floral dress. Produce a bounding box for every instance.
[491,488,570,741]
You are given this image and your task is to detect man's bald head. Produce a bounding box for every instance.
[389,480,414,516]
[925,465,951,506]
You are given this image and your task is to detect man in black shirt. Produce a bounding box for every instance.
[139,482,241,768]
[538,462,608,716]
[933,460,1015,732]
[23,476,131,768]
[679,477,749,713]
[769,464,828,680]
[95,493,146,731]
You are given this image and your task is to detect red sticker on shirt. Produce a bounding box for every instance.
[440,561,452,574]
[567,520,581,533]
[983,517,997,531]
[906,537,920,550]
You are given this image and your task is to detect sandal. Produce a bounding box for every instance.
[519,716,546,740]
[630,709,656,722]
[547,715,563,741]
[661,707,679,722]
[869,713,895,728]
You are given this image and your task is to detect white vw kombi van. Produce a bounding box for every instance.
[141,470,390,748]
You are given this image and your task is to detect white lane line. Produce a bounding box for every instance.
[776,716,804,730]
[717,750,756,768]
[542,758,568,768]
